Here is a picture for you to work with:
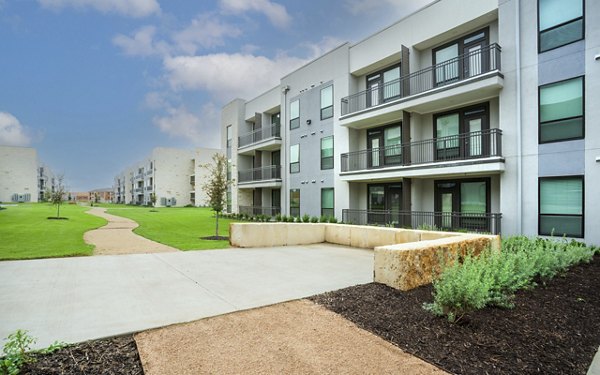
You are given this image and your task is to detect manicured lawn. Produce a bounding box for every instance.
[105,206,234,250]
[0,203,107,260]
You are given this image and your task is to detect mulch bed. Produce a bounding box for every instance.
[200,235,229,240]
[310,254,600,375]
[21,335,143,375]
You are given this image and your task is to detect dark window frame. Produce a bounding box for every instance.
[290,99,300,130]
[538,75,585,144]
[366,62,402,107]
[537,0,585,53]
[538,175,584,238]
[320,85,334,120]
[290,189,300,217]
[320,135,334,170]
[432,27,489,85]
[321,188,334,217]
[290,144,300,174]
[433,177,491,214]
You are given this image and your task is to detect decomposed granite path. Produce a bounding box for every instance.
[84,207,178,255]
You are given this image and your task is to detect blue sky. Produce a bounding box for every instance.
[0,0,431,191]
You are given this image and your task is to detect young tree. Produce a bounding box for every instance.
[150,192,157,207]
[201,153,231,238]
[48,175,66,219]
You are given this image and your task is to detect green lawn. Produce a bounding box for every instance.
[0,203,107,260]
[105,206,234,250]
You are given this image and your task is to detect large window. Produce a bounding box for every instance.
[433,29,488,86]
[366,64,401,107]
[290,144,300,173]
[320,136,334,170]
[538,0,584,52]
[367,123,402,168]
[290,99,300,130]
[271,112,281,137]
[539,176,583,238]
[321,188,334,217]
[320,85,333,120]
[290,189,300,217]
[539,77,584,143]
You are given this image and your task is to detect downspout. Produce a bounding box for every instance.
[515,0,523,234]
[282,86,289,216]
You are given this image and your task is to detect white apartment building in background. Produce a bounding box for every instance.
[0,145,57,203]
[221,0,600,245]
[113,147,219,207]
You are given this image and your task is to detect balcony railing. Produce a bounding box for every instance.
[134,188,143,193]
[145,186,153,191]
[342,209,501,235]
[341,129,502,173]
[238,124,281,148]
[238,165,281,183]
[341,44,502,116]
[239,206,281,217]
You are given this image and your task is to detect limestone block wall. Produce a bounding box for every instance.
[229,222,499,291]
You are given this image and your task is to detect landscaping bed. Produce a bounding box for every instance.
[21,335,142,375]
[310,254,600,375]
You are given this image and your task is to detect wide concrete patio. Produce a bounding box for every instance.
[0,244,372,348]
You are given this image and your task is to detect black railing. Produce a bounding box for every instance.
[239,124,281,148]
[341,44,502,116]
[341,129,502,172]
[342,209,501,235]
[238,165,281,183]
[239,206,281,217]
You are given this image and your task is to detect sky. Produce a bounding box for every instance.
[0,0,433,191]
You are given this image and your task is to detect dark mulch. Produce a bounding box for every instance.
[21,335,143,375]
[310,255,600,375]
[47,217,69,220]
[200,235,229,240]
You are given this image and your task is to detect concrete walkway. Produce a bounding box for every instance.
[84,207,178,255]
[0,244,373,348]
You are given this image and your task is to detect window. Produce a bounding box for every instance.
[433,29,488,85]
[539,176,583,237]
[290,189,300,217]
[366,64,401,107]
[290,100,300,130]
[271,112,280,126]
[226,125,232,148]
[320,85,333,120]
[321,188,334,217]
[434,104,489,159]
[290,144,300,173]
[320,136,334,170]
[538,0,584,52]
[367,123,402,168]
[539,77,584,143]
[271,113,281,137]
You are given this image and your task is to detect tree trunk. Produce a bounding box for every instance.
[215,211,219,237]
[57,204,60,219]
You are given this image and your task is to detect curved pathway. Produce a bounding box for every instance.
[84,207,178,255]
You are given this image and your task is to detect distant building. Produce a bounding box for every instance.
[0,145,57,203]
[89,188,113,203]
[113,147,219,207]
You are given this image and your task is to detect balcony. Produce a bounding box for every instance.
[238,165,281,187]
[239,206,281,217]
[238,124,281,154]
[342,209,501,235]
[134,174,144,180]
[340,129,503,180]
[145,186,153,191]
[134,188,143,193]
[341,44,502,127]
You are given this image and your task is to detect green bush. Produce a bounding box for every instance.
[310,216,319,223]
[424,236,598,323]
[275,213,282,222]
[302,214,310,223]
[328,216,338,223]
[1,330,65,375]
[319,215,328,223]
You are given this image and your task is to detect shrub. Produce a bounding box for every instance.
[302,214,310,223]
[310,216,319,223]
[328,216,338,223]
[319,215,328,223]
[1,330,65,375]
[275,213,282,222]
[425,236,598,323]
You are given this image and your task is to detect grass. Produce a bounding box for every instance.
[0,203,107,260]
[104,206,235,250]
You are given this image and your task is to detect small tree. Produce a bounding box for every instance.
[48,175,66,219]
[150,192,157,207]
[201,153,231,238]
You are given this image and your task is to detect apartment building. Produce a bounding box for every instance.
[221,0,599,245]
[113,147,219,207]
[0,145,57,203]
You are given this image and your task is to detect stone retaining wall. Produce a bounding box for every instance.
[229,223,500,291]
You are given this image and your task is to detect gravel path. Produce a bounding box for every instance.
[84,207,179,255]
[135,299,447,375]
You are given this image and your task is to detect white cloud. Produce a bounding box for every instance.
[152,104,220,147]
[163,53,306,100]
[302,36,346,59]
[112,26,168,57]
[0,112,31,147]
[172,14,242,55]
[220,0,291,29]
[38,0,160,18]
[345,0,433,16]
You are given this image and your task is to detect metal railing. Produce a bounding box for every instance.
[239,206,281,217]
[238,165,281,183]
[239,124,281,148]
[341,129,502,172]
[134,188,143,193]
[341,44,502,116]
[145,186,153,191]
[342,209,501,234]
